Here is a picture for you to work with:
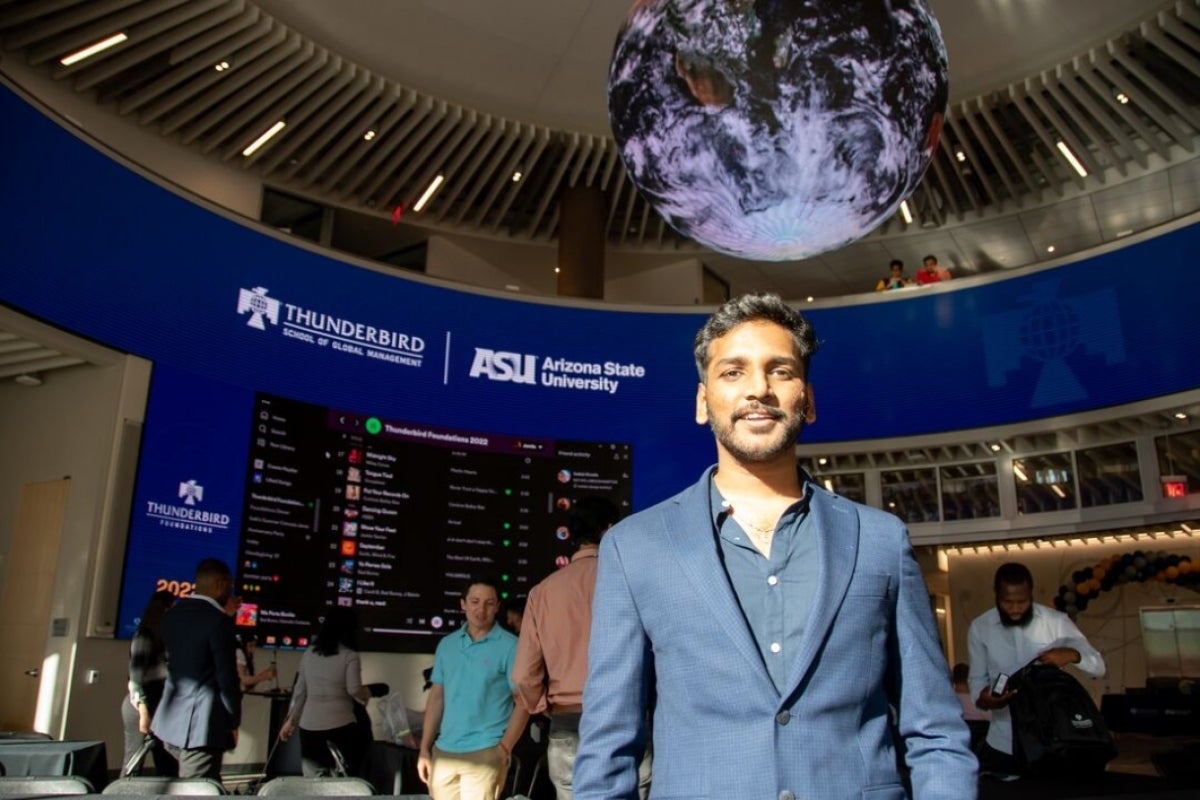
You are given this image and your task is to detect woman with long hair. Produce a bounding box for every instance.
[279,607,371,776]
[120,589,178,776]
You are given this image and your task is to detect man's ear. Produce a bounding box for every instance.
[695,382,708,425]
[804,384,817,424]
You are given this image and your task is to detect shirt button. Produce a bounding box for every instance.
[776,710,791,726]
[767,575,778,586]
[780,790,796,800]
[770,642,781,653]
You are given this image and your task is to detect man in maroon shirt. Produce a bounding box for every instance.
[512,497,650,800]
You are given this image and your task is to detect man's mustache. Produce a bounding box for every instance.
[733,404,785,422]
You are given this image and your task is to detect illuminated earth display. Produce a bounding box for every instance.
[608,0,948,261]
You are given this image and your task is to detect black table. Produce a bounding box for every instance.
[0,739,107,791]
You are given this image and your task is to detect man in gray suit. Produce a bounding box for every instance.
[151,558,242,780]
[574,294,976,800]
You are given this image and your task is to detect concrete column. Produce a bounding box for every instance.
[557,183,606,299]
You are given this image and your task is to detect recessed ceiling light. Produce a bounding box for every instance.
[363,130,376,141]
[818,457,828,465]
[1046,245,1056,253]
[954,150,966,163]
[990,443,1002,452]
[60,32,128,66]
[805,296,814,303]
[1174,412,1189,420]
[511,170,523,182]
[1115,92,1130,105]
[504,284,520,291]
[242,120,286,157]
[214,61,230,72]
[554,267,561,274]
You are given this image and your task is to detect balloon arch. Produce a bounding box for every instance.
[1054,551,1198,618]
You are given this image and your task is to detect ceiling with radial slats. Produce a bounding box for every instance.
[1,0,1198,299]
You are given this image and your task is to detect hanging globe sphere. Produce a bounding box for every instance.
[607,0,949,260]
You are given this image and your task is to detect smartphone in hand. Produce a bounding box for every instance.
[991,673,1010,695]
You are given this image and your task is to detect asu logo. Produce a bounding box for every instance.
[468,348,537,385]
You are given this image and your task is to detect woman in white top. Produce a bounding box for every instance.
[279,608,371,776]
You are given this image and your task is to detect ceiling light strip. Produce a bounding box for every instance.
[242,120,286,157]
[1055,140,1089,177]
[60,32,128,66]
[412,174,445,212]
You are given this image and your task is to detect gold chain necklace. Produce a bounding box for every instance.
[733,512,777,551]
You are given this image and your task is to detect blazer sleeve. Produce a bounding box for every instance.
[889,531,978,799]
[575,532,652,800]
[212,614,242,729]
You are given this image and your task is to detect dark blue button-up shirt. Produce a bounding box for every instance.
[709,471,819,694]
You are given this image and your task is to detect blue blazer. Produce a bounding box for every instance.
[575,470,976,800]
[151,596,242,750]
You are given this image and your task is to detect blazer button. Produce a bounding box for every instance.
[779,791,796,800]
[775,709,791,725]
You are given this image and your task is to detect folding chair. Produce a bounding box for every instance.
[256,776,374,796]
[102,776,225,795]
[0,776,94,797]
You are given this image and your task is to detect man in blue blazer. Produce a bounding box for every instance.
[575,294,976,800]
[152,558,242,779]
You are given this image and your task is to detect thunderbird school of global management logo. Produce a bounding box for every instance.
[468,348,646,395]
[144,479,231,534]
[237,286,425,368]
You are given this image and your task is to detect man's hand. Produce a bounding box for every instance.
[417,749,432,785]
[490,745,512,800]
[976,685,1016,710]
[137,703,152,734]
[1037,647,1081,668]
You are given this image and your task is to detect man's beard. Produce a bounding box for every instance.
[707,402,806,462]
[998,603,1034,627]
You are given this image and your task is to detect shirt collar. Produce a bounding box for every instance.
[457,622,502,643]
[571,544,599,562]
[187,593,227,614]
[707,465,815,528]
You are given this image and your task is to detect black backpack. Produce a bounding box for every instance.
[1008,661,1117,776]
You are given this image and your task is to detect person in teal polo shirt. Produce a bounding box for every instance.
[418,577,529,800]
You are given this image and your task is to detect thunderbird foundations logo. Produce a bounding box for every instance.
[237,286,280,330]
[178,479,204,506]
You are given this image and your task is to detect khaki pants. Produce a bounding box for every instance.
[429,744,506,800]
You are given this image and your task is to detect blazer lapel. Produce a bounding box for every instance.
[782,490,859,699]
[663,474,772,683]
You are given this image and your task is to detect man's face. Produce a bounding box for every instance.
[996,581,1034,627]
[923,258,936,270]
[460,583,500,631]
[890,265,903,276]
[695,320,814,465]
